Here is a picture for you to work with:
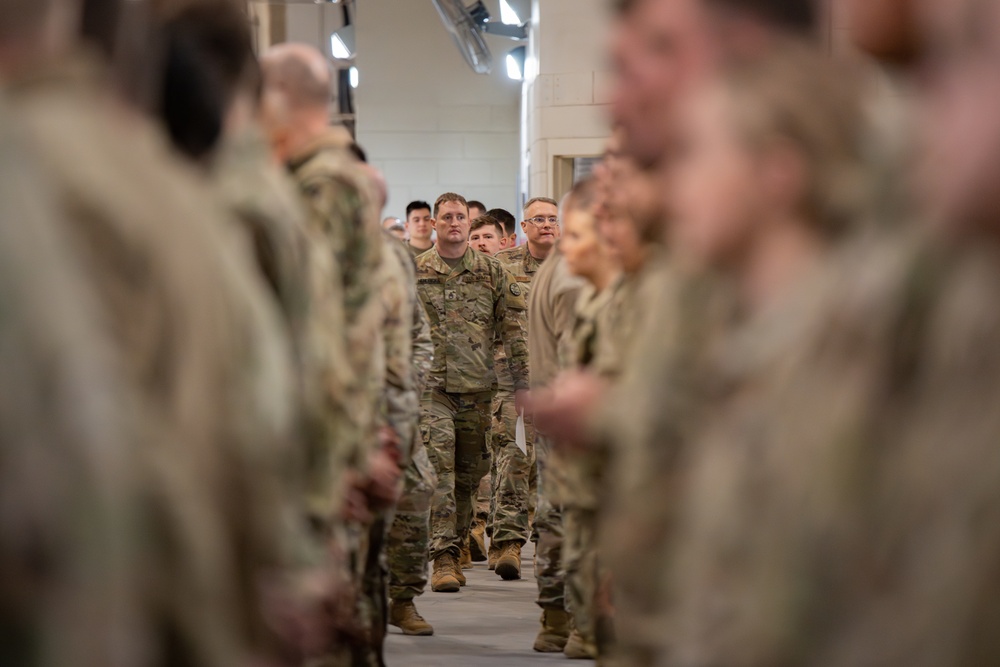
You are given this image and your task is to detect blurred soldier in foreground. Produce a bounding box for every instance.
[656,44,870,666]
[0,105,139,667]
[524,202,587,652]
[260,43,392,530]
[2,0,300,663]
[550,177,620,660]
[414,193,529,594]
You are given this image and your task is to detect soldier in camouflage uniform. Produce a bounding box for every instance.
[526,241,586,652]
[3,2,303,663]
[554,179,621,661]
[386,237,437,636]
[0,98,140,667]
[464,215,507,568]
[663,6,1000,666]
[349,231,417,666]
[414,192,530,593]
[260,43,393,667]
[488,198,559,581]
[618,45,871,666]
[260,43,392,530]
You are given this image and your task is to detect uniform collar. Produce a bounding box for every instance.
[286,126,353,172]
[426,247,477,276]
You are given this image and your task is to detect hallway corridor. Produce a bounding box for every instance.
[386,543,568,666]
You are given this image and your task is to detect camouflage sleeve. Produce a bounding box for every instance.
[494,262,530,391]
[380,248,417,466]
[412,295,433,397]
[299,172,382,320]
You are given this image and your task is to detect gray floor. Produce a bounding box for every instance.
[385,542,570,666]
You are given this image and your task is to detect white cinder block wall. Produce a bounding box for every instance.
[354,0,522,219]
[523,0,611,202]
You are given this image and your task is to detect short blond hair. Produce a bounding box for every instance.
[523,197,559,215]
[434,192,468,217]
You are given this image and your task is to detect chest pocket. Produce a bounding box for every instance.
[455,277,494,326]
[417,279,446,325]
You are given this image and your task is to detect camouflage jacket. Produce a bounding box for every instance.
[494,244,543,392]
[8,57,297,666]
[378,236,421,466]
[288,130,384,502]
[408,241,434,259]
[415,247,529,394]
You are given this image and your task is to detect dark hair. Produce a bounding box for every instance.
[158,0,257,159]
[467,200,486,212]
[487,208,517,237]
[406,201,432,218]
[706,0,817,34]
[470,215,504,237]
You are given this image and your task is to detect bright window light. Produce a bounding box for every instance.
[499,0,521,25]
[506,53,523,81]
[349,66,359,89]
[330,33,351,59]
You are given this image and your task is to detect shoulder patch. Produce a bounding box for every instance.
[510,283,522,297]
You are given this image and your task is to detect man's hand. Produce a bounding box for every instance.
[514,388,531,416]
[530,369,607,450]
[363,447,402,510]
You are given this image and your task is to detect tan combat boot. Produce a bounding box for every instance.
[470,520,488,561]
[488,542,501,570]
[533,608,571,652]
[388,600,434,636]
[431,553,461,593]
[460,539,473,570]
[495,541,522,581]
[564,629,598,659]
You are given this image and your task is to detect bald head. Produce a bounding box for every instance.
[260,42,332,113]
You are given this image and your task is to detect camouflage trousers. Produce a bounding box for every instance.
[475,470,491,524]
[387,440,436,601]
[488,391,534,544]
[563,506,599,646]
[355,512,390,667]
[423,388,493,559]
[533,432,565,611]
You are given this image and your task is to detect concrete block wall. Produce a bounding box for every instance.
[354,1,522,220]
[522,0,612,203]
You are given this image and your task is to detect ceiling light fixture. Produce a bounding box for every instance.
[499,0,520,25]
[505,45,525,81]
[330,24,355,59]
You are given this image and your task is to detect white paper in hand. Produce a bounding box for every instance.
[515,408,528,456]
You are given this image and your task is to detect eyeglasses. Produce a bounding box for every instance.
[526,216,559,226]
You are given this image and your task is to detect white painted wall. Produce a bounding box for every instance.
[523,0,611,203]
[354,0,522,220]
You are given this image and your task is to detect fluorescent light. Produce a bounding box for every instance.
[506,53,523,80]
[330,25,355,59]
[349,66,359,89]
[499,0,520,25]
[330,34,350,59]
